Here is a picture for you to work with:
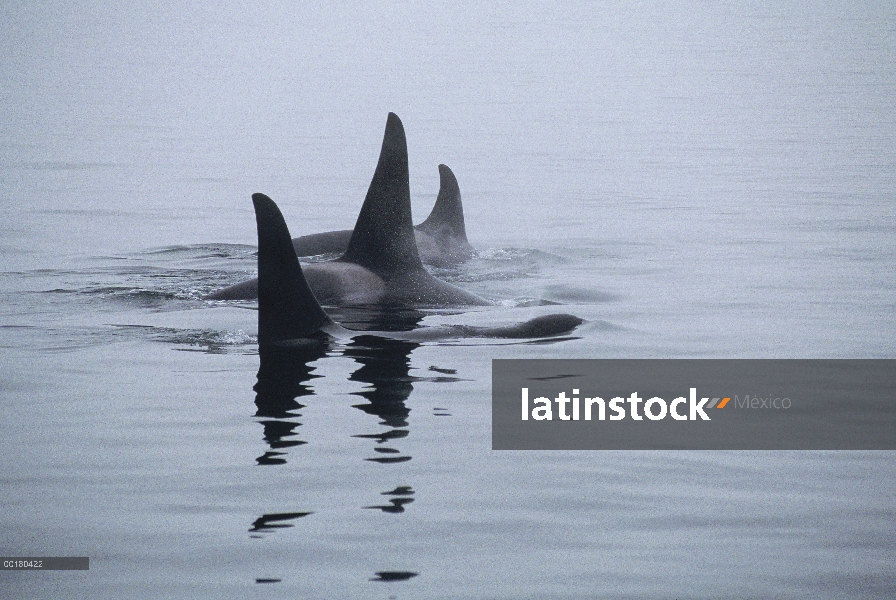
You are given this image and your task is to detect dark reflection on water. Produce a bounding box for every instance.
[353,428,409,444]
[248,310,455,584]
[371,571,419,582]
[248,332,426,583]
[346,333,417,463]
[365,497,415,513]
[249,511,312,534]
[253,339,330,465]
[365,486,416,514]
[327,306,428,332]
[341,308,425,464]
[249,345,325,544]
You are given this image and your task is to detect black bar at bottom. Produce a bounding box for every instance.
[1,557,89,570]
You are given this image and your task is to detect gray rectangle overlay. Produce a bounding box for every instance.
[492,360,896,450]
[1,557,89,570]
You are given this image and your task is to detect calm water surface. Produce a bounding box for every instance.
[1,2,894,598]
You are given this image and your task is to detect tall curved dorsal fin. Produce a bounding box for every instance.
[341,113,423,279]
[416,164,468,243]
[253,193,332,345]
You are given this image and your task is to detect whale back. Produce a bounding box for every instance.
[254,193,333,345]
[341,113,424,279]
[254,192,581,342]
[416,164,469,245]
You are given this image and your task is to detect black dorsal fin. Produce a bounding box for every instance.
[341,113,423,278]
[253,193,332,345]
[416,164,468,243]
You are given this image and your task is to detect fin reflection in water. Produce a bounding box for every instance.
[253,340,330,465]
[346,331,419,463]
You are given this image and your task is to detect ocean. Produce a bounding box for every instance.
[1,1,894,597]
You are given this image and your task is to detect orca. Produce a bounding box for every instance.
[291,164,474,267]
[251,192,582,346]
[208,113,486,306]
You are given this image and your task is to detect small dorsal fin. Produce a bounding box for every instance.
[416,164,469,243]
[341,113,423,278]
[253,193,332,345]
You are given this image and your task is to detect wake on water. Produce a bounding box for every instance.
[9,240,603,353]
